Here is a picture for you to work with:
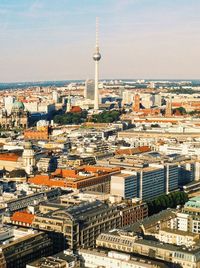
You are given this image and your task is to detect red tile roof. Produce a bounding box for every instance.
[0,153,20,162]
[115,146,151,155]
[11,211,34,224]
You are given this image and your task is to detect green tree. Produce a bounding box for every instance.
[147,191,188,216]
[91,110,121,123]
[176,107,186,115]
[53,111,88,125]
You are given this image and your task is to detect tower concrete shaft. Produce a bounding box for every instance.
[94,59,99,110]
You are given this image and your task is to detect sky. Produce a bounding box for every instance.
[0,0,200,82]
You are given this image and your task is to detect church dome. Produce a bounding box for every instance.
[12,101,25,111]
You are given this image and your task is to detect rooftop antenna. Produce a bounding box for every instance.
[96,17,99,50]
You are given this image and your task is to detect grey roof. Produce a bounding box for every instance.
[124,209,176,233]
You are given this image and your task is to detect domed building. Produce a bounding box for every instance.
[0,101,29,129]
[22,141,36,175]
[11,101,25,113]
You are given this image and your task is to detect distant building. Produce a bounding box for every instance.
[24,126,50,141]
[85,79,95,100]
[132,93,140,112]
[0,101,29,129]
[52,90,59,103]
[151,93,161,107]
[4,96,15,115]
[122,90,134,105]
[165,97,172,117]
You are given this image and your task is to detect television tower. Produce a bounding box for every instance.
[93,17,101,110]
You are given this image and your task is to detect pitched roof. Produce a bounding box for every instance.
[11,211,34,224]
[0,153,21,162]
[115,146,151,155]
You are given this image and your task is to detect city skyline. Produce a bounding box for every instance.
[0,0,200,82]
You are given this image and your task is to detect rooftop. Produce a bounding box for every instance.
[11,211,35,224]
[185,197,200,209]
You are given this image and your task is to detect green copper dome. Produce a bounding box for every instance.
[12,101,25,110]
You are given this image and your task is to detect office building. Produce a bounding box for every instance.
[32,200,121,249]
[110,164,179,200]
[85,79,95,100]
[29,166,121,193]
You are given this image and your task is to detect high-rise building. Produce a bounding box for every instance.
[93,18,101,110]
[84,79,95,100]
[4,96,15,115]
[52,90,59,103]
[122,90,134,105]
[165,96,172,117]
[151,93,161,107]
[110,164,179,200]
[66,95,71,112]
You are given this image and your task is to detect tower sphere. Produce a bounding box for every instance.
[93,52,101,61]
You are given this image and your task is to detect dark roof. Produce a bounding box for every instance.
[124,209,176,233]
[9,169,27,178]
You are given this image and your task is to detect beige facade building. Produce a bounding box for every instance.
[96,233,200,268]
[79,248,166,268]
[157,228,199,247]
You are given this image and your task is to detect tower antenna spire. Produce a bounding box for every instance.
[96,17,99,49]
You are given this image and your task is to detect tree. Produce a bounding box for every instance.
[176,107,186,115]
[53,111,88,125]
[91,110,121,123]
[147,191,188,216]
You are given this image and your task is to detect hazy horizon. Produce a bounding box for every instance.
[1,78,200,86]
[1,0,200,82]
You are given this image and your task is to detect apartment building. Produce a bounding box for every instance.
[96,232,200,268]
[1,232,53,268]
[176,197,200,234]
